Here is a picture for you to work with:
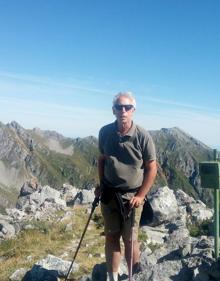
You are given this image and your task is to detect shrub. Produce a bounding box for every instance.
[187,219,212,237]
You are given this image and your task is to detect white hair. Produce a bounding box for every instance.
[112,91,136,108]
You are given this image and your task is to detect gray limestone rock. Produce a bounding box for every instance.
[21,255,78,281]
[0,219,15,239]
[9,268,27,281]
[149,186,179,225]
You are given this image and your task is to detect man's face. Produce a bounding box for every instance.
[112,96,135,123]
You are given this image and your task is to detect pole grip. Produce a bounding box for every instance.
[92,196,100,209]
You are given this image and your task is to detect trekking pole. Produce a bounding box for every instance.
[64,196,100,281]
[128,208,135,281]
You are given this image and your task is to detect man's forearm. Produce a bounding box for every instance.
[98,154,105,182]
[137,160,157,198]
[95,155,106,197]
[130,160,157,208]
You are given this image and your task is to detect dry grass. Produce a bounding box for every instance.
[0,205,152,280]
[0,205,105,281]
[65,206,105,280]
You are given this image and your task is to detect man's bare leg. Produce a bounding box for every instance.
[105,232,121,281]
[123,239,140,275]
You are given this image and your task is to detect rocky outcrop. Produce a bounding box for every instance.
[5,183,219,281]
[10,255,79,281]
[0,180,96,241]
[85,186,216,281]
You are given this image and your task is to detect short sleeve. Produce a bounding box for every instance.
[98,127,104,154]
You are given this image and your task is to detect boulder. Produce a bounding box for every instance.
[149,186,179,225]
[16,185,66,220]
[36,254,78,276]
[9,268,27,281]
[22,254,79,281]
[61,183,79,205]
[19,177,40,197]
[187,201,213,223]
[0,219,15,239]
[80,189,95,205]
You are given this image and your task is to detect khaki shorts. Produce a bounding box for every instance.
[101,198,143,241]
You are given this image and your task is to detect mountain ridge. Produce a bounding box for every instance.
[0,120,213,211]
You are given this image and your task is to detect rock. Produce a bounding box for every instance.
[175,189,196,206]
[0,220,15,239]
[3,184,220,281]
[188,201,213,223]
[175,189,213,224]
[19,178,40,197]
[36,254,78,277]
[149,186,179,225]
[179,241,192,258]
[80,189,95,205]
[6,208,27,220]
[22,255,78,281]
[29,185,66,207]
[22,265,59,281]
[23,224,36,230]
[190,236,214,259]
[141,224,168,245]
[13,184,67,221]
[61,183,79,205]
[10,268,27,281]
[135,259,191,281]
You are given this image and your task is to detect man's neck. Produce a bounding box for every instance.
[117,120,133,135]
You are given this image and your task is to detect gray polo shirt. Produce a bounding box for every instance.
[99,121,156,190]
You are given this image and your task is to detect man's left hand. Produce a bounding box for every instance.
[129,195,145,208]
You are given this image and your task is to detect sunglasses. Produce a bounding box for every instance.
[114,104,134,111]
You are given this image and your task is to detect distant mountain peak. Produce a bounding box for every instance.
[0,120,214,211]
[156,127,210,150]
[7,120,23,130]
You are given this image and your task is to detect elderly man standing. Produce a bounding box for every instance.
[96,92,157,281]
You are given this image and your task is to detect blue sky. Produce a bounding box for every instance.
[0,0,219,148]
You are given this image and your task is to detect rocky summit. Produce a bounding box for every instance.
[1,181,220,281]
[0,121,218,281]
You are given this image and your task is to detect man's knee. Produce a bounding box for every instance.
[122,237,139,249]
[106,232,121,243]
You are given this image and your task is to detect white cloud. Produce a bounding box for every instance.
[0,71,219,148]
[0,71,112,97]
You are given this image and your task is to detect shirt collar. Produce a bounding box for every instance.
[114,121,136,137]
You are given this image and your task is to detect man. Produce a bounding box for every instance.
[96,92,157,281]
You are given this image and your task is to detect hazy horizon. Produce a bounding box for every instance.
[3,118,220,151]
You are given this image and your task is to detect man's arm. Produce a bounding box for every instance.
[130,160,157,208]
[95,154,106,197]
[98,154,105,181]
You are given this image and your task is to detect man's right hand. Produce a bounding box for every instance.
[94,184,102,198]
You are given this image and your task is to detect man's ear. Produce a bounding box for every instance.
[112,106,116,115]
